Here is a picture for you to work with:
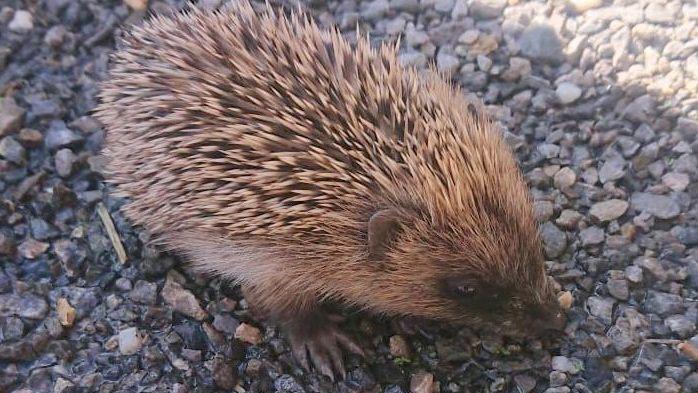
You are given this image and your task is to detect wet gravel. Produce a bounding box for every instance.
[1,0,697,392]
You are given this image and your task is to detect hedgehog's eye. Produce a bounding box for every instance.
[454,285,476,297]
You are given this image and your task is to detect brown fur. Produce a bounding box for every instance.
[95,1,564,336]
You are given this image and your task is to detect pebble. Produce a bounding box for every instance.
[8,10,33,32]
[399,51,427,68]
[451,0,468,19]
[18,128,42,146]
[212,314,239,335]
[646,291,684,316]
[587,296,614,324]
[118,327,143,355]
[211,357,237,389]
[18,238,49,259]
[556,210,583,229]
[389,335,412,358]
[533,200,554,222]
[630,192,681,219]
[513,374,536,393]
[598,158,626,183]
[519,24,564,64]
[45,121,82,150]
[589,199,629,222]
[0,136,26,164]
[0,97,25,136]
[661,172,689,192]
[469,0,506,19]
[551,356,583,375]
[607,279,629,301]
[234,323,262,345]
[56,298,77,327]
[458,29,479,44]
[540,222,566,258]
[436,52,460,74]
[556,82,582,105]
[410,371,435,393]
[274,375,306,393]
[44,25,68,48]
[124,0,148,11]
[361,0,390,21]
[129,280,158,305]
[553,167,576,189]
[664,315,695,338]
[0,293,49,319]
[567,0,602,12]
[161,273,207,320]
[54,148,77,177]
[580,226,604,246]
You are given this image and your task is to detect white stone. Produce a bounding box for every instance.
[556,82,582,104]
[118,327,143,355]
[8,10,33,32]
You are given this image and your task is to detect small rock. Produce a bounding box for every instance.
[212,314,239,335]
[234,323,262,345]
[118,327,143,355]
[399,51,427,68]
[274,375,305,393]
[476,55,492,71]
[54,149,77,177]
[410,371,435,393]
[665,315,695,338]
[0,232,15,255]
[513,374,536,393]
[533,200,554,222]
[436,52,460,74]
[469,0,506,19]
[625,266,643,283]
[646,291,684,316]
[558,291,573,310]
[212,356,237,390]
[434,0,454,13]
[18,128,42,146]
[607,279,629,301]
[124,0,148,11]
[0,97,25,136]
[538,144,560,159]
[0,136,26,164]
[519,24,564,64]
[556,83,582,105]
[451,0,468,18]
[361,0,390,21]
[458,29,479,44]
[587,296,614,324]
[18,238,49,259]
[553,167,576,189]
[630,192,681,219]
[551,356,583,374]
[0,293,49,319]
[56,298,76,327]
[45,121,82,150]
[129,280,158,305]
[8,10,33,32]
[580,226,604,246]
[656,377,681,393]
[567,0,602,12]
[540,222,566,258]
[44,25,67,48]
[598,159,626,183]
[556,210,583,229]
[30,218,58,240]
[161,273,207,320]
[590,199,629,222]
[662,172,689,192]
[53,378,74,393]
[114,278,132,291]
[549,371,567,387]
[389,335,411,358]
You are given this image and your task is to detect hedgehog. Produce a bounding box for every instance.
[95,1,567,379]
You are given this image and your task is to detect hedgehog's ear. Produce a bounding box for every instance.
[368,209,401,260]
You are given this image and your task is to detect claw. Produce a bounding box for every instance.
[284,314,363,381]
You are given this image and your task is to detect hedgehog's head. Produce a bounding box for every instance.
[364,207,567,338]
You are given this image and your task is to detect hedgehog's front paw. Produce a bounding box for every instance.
[286,314,364,381]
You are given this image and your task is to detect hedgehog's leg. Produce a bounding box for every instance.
[241,284,363,380]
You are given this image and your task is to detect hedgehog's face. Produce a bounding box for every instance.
[367,208,567,338]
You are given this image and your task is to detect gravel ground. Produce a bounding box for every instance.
[1,0,697,392]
